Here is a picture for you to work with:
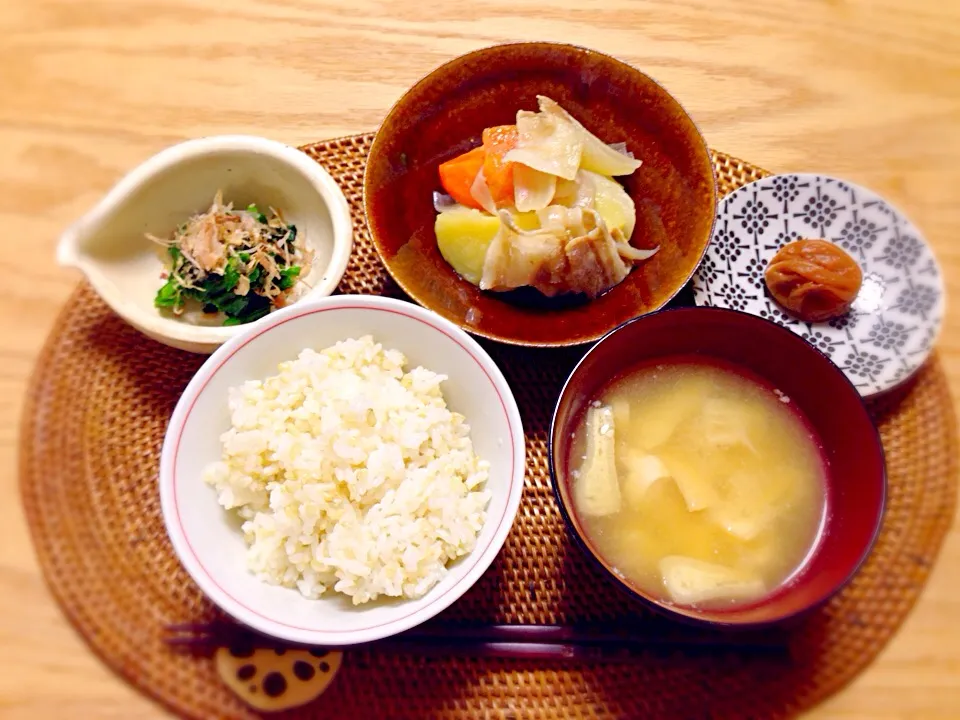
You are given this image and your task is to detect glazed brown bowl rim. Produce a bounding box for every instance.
[548,304,887,628]
[362,40,719,347]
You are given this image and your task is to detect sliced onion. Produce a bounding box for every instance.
[607,142,636,160]
[616,242,659,261]
[432,191,461,213]
[514,164,557,212]
[504,108,582,181]
[469,167,498,215]
[535,96,641,176]
[553,171,596,210]
[537,205,573,232]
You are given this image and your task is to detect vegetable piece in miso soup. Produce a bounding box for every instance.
[660,556,767,605]
[621,452,670,509]
[574,405,621,517]
[629,378,704,450]
[663,453,719,512]
[710,469,792,541]
[698,397,757,453]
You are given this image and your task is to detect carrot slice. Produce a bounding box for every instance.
[438,147,486,210]
[482,125,519,207]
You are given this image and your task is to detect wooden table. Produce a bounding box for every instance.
[1,0,958,717]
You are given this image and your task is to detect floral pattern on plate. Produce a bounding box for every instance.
[692,173,944,397]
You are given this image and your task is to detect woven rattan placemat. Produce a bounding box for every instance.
[20,134,958,719]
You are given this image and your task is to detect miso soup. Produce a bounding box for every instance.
[568,357,826,609]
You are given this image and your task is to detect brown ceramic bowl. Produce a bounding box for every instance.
[550,306,886,627]
[363,42,717,347]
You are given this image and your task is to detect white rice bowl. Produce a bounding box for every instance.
[202,336,491,605]
[160,295,525,646]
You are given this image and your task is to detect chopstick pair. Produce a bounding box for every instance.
[164,619,791,663]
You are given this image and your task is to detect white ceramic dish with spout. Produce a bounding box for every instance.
[57,135,353,354]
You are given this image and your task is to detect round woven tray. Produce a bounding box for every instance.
[21,135,958,719]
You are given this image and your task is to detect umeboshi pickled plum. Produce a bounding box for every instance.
[764,239,863,322]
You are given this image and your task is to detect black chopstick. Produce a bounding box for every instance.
[401,621,786,647]
[164,619,790,661]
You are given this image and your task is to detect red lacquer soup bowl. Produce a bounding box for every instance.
[550,306,886,627]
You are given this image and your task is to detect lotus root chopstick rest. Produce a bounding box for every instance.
[214,645,343,712]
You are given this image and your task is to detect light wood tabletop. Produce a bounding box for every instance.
[2,0,958,717]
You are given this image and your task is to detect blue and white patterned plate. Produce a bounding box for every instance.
[692,173,944,397]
